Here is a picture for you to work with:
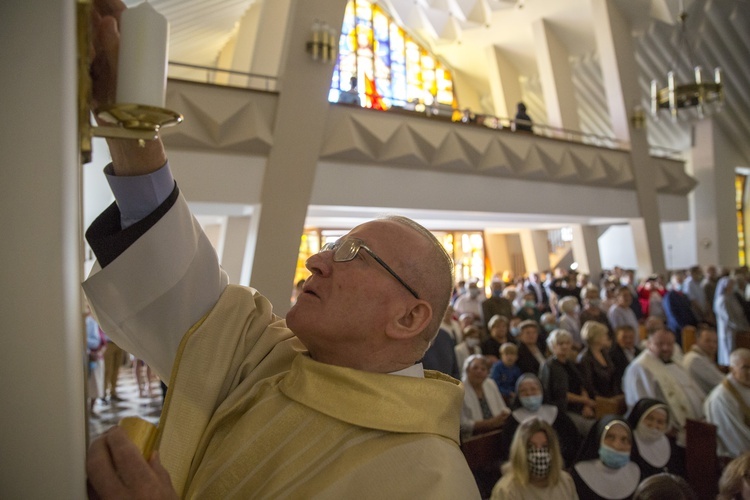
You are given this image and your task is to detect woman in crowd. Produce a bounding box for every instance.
[578,320,619,398]
[715,275,750,365]
[540,329,596,436]
[579,285,612,337]
[490,417,578,499]
[557,296,582,350]
[460,354,510,440]
[516,320,546,375]
[482,314,512,364]
[718,451,750,500]
[499,373,580,467]
[572,415,641,500]
[455,325,483,375]
[626,398,683,479]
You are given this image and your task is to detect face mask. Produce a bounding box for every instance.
[511,327,520,336]
[525,300,535,308]
[589,299,601,308]
[493,290,503,298]
[520,394,543,411]
[544,323,556,333]
[527,446,551,478]
[469,289,480,298]
[599,444,630,469]
[466,338,480,348]
[635,425,664,443]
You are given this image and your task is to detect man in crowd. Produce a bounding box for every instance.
[482,277,512,333]
[662,271,697,346]
[84,2,479,497]
[683,265,709,324]
[422,307,460,379]
[453,278,485,328]
[525,272,549,312]
[622,328,705,444]
[608,286,640,335]
[682,325,725,394]
[705,348,750,458]
[610,324,640,392]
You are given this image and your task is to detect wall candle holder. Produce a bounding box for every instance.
[77,0,182,164]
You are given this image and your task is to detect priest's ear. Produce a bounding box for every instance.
[386,300,432,341]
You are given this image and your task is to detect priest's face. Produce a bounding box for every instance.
[648,329,675,362]
[731,355,750,387]
[286,220,424,367]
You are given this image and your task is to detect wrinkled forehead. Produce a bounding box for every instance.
[348,219,418,247]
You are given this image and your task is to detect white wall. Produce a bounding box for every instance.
[1,1,87,497]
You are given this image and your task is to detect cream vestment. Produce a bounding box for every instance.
[83,193,479,498]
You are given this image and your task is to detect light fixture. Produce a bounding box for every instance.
[306,20,338,63]
[77,0,183,164]
[630,104,646,130]
[650,2,723,122]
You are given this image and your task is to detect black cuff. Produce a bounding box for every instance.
[86,184,180,268]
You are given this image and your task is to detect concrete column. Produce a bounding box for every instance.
[520,230,551,274]
[532,19,580,131]
[591,0,665,275]
[227,0,293,87]
[245,0,348,316]
[221,215,253,284]
[486,45,523,119]
[571,225,602,279]
[1,1,86,497]
[691,118,740,268]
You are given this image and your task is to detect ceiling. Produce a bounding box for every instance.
[129,0,750,232]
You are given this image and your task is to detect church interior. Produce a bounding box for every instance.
[3,0,749,496]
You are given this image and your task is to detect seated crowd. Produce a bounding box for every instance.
[422,265,750,498]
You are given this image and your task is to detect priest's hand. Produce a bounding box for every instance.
[87,426,178,500]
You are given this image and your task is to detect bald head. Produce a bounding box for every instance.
[381,216,454,348]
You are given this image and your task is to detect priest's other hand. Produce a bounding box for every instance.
[87,426,178,500]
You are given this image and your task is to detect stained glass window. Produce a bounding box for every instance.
[736,174,746,266]
[330,0,456,110]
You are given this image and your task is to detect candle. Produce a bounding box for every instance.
[116,2,169,107]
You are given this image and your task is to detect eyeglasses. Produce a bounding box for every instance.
[320,237,420,299]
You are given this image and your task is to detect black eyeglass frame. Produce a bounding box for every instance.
[321,237,420,299]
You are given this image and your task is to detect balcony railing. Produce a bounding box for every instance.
[166,61,685,160]
[168,61,278,92]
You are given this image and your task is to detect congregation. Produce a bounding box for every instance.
[424,265,750,498]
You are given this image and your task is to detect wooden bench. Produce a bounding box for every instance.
[461,429,504,498]
[685,418,720,500]
[595,394,626,419]
[682,325,697,352]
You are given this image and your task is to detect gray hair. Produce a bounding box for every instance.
[546,328,573,350]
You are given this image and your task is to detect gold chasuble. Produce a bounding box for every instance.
[156,285,477,499]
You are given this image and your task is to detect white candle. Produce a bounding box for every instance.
[116,1,169,107]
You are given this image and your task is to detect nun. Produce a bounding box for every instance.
[626,398,684,478]
[572,415,641,500]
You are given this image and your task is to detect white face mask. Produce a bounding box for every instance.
[466,338,480,348]
[635,425,664,443]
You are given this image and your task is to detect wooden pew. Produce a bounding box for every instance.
[685,419,720,500]
[682,325,697,352]
[737,331,750,350]
[594,394,626,419]
[461,429,504,498]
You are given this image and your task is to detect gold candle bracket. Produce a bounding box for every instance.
[77,0,183,164]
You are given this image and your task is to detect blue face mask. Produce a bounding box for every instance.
[599,444,630,469]
[511,327,520,337]
[520,395,543,411]
[544,323,556,333]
